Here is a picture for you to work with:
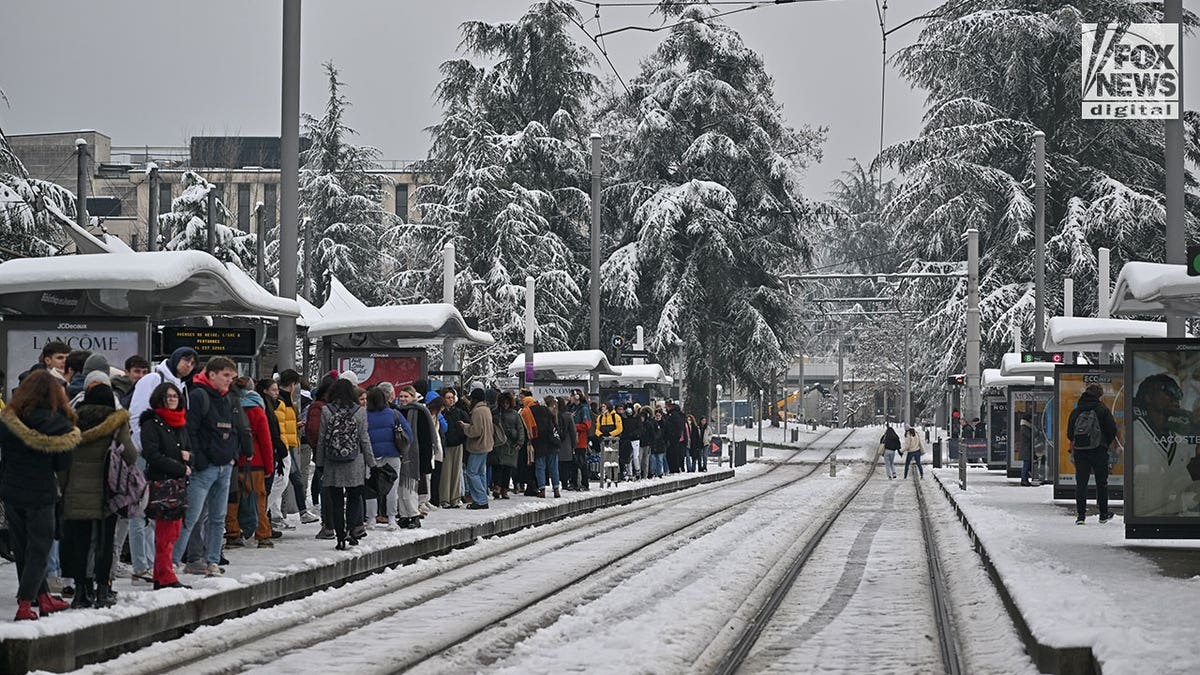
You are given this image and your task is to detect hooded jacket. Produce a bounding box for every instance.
[187,371,249,470]
[530,403,559,458]
[463,400,494,455]
[1066,390,1119,451]
[128,356,189,450]
[64,405,136,520]
[571,402,593,450]
[0,408,79,507]
[275,393,300,449]
[595,409,623,438]
[238,389,274,471]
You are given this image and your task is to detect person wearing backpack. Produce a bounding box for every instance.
[61,379,137,609]
[1066,384,1120,525]
[316,378,376,549]
[223,378,275,549]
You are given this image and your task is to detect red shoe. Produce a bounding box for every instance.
[15,600,38,621]
[37,593,69,614]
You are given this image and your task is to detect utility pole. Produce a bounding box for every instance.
[442,242,457,388]
[302,216,312,301]
[277,0,302,369]
[836,324,845,428]
[1098,247,1110,365]
[75,138,88,227]
[589,132,602,400]
[523,275,535,390]
[1165,0,1186,338]
[757,388,763,458]
[147,164,160,251]
[1033,131,1046,349]
[964,228,981,490]
[255,202,266,286]
[206,187,217,255]
[903,315,911,426]
[1063,278,1074,365]
[798,353,805,425]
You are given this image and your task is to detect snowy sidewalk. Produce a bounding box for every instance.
[931,468,1200,675]
[0,469,732,673]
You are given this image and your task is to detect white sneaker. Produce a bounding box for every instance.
[205,563,225,577]
[272,518,296,531]
[131,569,154,585]
[299,511,320,524]
[47,576,65,593]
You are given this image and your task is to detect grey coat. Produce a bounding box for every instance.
[315,403,376,488]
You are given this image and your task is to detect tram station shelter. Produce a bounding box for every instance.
[305,277,494,391]
[600,363,674,406]
[505,349,619,400]
[1042,316,1170,354]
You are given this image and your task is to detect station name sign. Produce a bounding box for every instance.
[160,327,257,357]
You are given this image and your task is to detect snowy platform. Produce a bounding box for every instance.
[931,468,1200,675]
[0,470,731,673]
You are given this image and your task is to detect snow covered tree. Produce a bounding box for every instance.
[599,3,826,414]
[824,160,899,274]
[395,1,597,377]
[0,122,74,260]
[160,170,256,268]
[877,1,1200,410]
[297,61,400,306]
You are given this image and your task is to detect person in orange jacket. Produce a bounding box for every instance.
[225,377,275,548]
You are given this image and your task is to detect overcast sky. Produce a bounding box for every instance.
[1,0,1196,194]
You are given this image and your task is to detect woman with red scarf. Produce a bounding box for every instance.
[139,381,192,589]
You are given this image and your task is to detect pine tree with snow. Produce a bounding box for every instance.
[0,122,74,260]
[599,2,826,414]
[160,170,256,268]
[878,0,1200,412]
[297,61,399,306]
[396,1,597,377]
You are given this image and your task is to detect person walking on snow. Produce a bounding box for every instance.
[902,427,924,478]
[880,425,901,479]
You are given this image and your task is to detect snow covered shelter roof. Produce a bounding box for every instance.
[1108,261,1200,316]
[599,364,674,386]
[0,250,300,319]
[318,277,368,316]
[306,303,494,346]
[982,368,1051,389]
[1043,316,1171,353]
[506,350,620,380]
[999,352,1056,377]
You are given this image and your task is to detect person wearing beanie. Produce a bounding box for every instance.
[82,353,110,377]
[338,371,360,386]
[70,370,120,410]
[62,382,136,608]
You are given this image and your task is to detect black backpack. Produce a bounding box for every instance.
[325,405,361,463]
[1073,409,1104,450]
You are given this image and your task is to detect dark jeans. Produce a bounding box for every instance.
[288,460,307,512]
[323,485,364,539]
[4,501,55,601]
[904,450,924,477]
[61,515,117,582]
[491,464,513,492]
[573,448,590,489]
[561,459,577,488]
[1022,457,1032,483]
[430,462,442,506]
[1074,448,1110,517]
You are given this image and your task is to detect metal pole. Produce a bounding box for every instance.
[1033,131,1046,349]
[277,0,302,369]
[255,202,266,286]
[903,316,911,426]
[964,228,981,490]
[716,384,723,464]
[730,376,737,448]
[1098,247,1111,365]
[757,389,763,458]
[1165,0,1185,338]
[206,188,217,255]
[798,352,805,425]
[837,325,845,428]
[523,275,535,390]
[1063,278,1074,364]
[783,360,789,437]
[147,165,159,251]
[75,138,88,227]
[589,132,602,400]
[442,242,457,388]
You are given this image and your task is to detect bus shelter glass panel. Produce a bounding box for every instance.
[986,395,1009,471]
[1124,339,1200,539]
[1009,387,1054,482]
[1053,365,1125,501]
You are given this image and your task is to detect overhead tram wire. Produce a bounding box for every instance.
[555,1,632,95]
[593,0,837,39]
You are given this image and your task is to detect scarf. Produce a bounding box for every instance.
[155,407,187,428]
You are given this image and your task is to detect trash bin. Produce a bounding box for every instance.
[933,440,942,468]
[791,429,799,443]
[733,440,748,467]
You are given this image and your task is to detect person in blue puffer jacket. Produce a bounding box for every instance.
[365,386,411,528]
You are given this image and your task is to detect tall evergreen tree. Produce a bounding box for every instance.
[160,170,256,267]
[877,1,1200,412]
[397,1,597,377]
[0,123,74,260]
[599,3,825,414]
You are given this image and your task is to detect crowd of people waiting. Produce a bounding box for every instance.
[0,339,714,620]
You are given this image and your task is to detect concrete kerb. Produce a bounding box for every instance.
[0,470,733,674]
[930,472,1100,675]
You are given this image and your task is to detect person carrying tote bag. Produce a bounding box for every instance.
[139,381,192,590]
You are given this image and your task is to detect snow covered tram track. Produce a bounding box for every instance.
[915,468,966,675]
[78,429,850,675]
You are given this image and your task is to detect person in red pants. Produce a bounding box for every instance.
[139,382,192,589]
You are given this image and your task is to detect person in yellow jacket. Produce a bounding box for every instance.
[595,402,623,438]
[267,378,300,530]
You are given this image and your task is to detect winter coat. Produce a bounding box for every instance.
[0,408,78,507]
[238,390,274,471]
[63,405,136,520]
[558,410,576,462]
[187,371,251,471]
[1019,420,1034,461]
[595,410,623,438]
[111,373,136,410]
[367,408,402,459]
[442,404,470,447]
[571,403,593,450]
[901,434,923,454]
[394,405,424,481]
[463,401,494,455]
[275,395,300,449]
[650,417,667,453]
[139,409,190,482]
[530,404,559,458]
[688,421,705,452]
[1066,391,1119,451]
[881,431,902,451]
[489,407,525,468]
[315,403,376,488]
[305,400,326,448]
[128,358,188,450]
[663,408,686,450]
[639,413,657,446]
[263,397,288,473]
[400,402,436,474]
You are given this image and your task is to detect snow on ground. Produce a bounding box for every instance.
[0,468,722,641]
[932,468,1200,675]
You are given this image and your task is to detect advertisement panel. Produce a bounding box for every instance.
[531,382,586,403]
[961,438,988,464]
[1123,339,1200,539]
[1053,366,1125,501]
[1,317,150,397]
[333,350,426,391]
[1009,387,1054,482]
[986,395,1010,470]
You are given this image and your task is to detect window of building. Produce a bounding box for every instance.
[264,184,277,234]
[158,183,172,215]
[238,184,251,232]
[396,184,409,219]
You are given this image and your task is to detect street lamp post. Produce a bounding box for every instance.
[716,383,723,466]
[757,388,763,458]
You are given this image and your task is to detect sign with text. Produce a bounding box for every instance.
[1123,339,1200,539]
[333,349,426,391]
[1009,388,1054,481]
[1053,366,1125,501]
[1082,23,1180,119]
[986,396,1010,471]
[1,317,150,397]
[159,327,257,358]
[1021,351,1064,364]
